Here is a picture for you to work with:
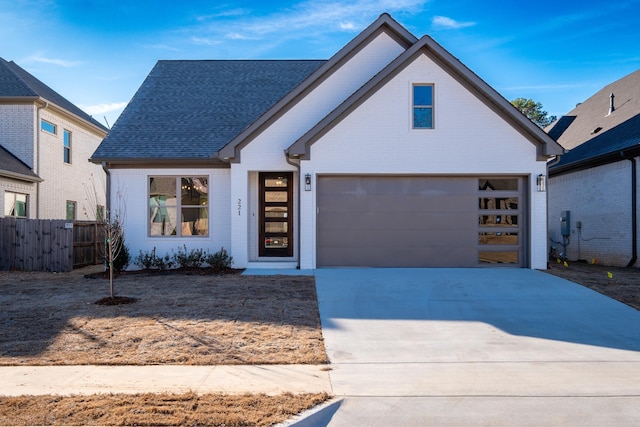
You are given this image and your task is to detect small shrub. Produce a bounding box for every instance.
[153,252,175,270]
[113,241,130,272]
[172,245,206,269]
[134,247,157,270]
[206,247,234,271]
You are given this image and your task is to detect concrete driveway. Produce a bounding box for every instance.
[299,268,640,426]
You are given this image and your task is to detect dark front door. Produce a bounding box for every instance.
[259,172,293,257]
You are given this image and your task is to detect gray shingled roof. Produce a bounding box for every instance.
[548,69,640,173]
[91,60,325,162]
[0,144,40,182]
[0,58,108,132]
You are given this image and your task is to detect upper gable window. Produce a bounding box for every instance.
[413,84,434,129]
[41,119,56,134]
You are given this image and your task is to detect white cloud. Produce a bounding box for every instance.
[193,0,429,42]
[432,15,475,30]
[82,102,127,115]
[191,36,222,46]
[340,22,357,31]
[225,32,261,41]
[26,55,82,67]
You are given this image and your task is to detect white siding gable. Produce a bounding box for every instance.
[308,53,538,173]
[238,30,407,170]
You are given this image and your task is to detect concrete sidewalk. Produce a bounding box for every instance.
[0,365,332,396]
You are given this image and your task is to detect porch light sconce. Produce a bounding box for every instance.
[537,174,546,192]
[305,174,312,191]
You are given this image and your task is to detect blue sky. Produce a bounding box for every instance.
[2,0,639,128]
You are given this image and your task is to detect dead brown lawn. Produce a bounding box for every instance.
[0,267,328,365]
[0,391,330,426]
[543,261,640,311]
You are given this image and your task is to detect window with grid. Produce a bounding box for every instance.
[413,84,434,129]
[149,176,209,237]
[64,130,72,164]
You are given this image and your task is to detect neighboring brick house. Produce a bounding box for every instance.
[91,13,562,269]
[0,58,108,220]
[547,69,640,267]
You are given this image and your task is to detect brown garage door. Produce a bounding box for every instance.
[317,176,524,267]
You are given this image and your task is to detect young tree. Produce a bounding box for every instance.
[511,98,557,128]
[83,177,130,299]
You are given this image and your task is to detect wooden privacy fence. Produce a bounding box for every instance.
[72,221,106,268]
[0,218,105,272]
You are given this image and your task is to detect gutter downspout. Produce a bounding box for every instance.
[285,152,301,269]
[101,162,111,218]
[626,156,637,267]
[35,100,48,219]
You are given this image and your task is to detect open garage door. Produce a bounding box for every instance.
[316,176,524,267]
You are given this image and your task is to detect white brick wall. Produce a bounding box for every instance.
[548,160,636,267]
[37,109,106,220]
[110,168,231,269]
[0,103,106,220]
[0,104,35,167]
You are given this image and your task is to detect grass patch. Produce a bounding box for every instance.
[0,392,330,426]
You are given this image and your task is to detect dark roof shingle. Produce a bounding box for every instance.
[549,69,640,172]
[91,60,325,161]
[0,144,40,182]
[0,58,108,132]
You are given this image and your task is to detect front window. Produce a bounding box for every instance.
[149,176,209,237]
[66,200,76,220]
[413,84,434,129]
[63,130,72,164]
[4,192,28,217]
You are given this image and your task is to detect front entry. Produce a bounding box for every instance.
[259,172,293,257]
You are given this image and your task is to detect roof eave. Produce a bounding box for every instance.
[0,169,42,183]
[549,145,640,176]
[91,156,230,168]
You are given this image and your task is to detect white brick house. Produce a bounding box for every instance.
[91,14,562,269]
[0,58,108,220]
[547,70,640,267]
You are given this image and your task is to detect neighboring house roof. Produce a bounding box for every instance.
[548,69,640,175]
[0,58,108,133]
[91,60,325,164]
[0,144,41,182]
[287,34,564,161]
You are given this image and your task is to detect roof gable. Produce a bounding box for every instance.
[287,35,564,160]
[217,13,417,162]
[0,58,108,132]
[92,60,325,163]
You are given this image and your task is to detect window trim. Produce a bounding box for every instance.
[63,129,72,164]
[41,119,57,134]
[4,191,28,218]
[66,200,76,220]
[148,175,210,238]
[412,83,435,129]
